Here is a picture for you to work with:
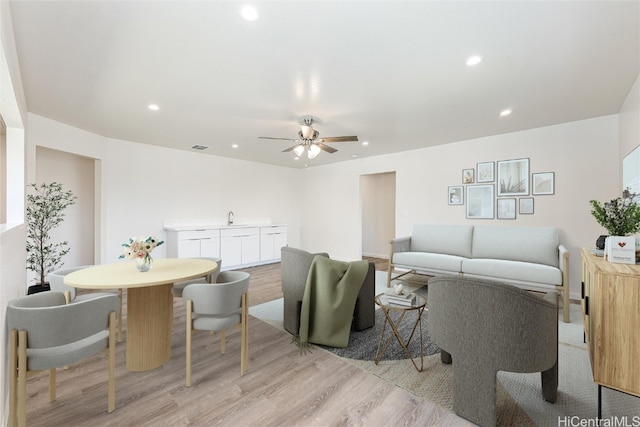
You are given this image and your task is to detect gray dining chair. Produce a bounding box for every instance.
[172,257,222,298]
[7,291,120,427]
[183,270,250,386]
[48,265,123,341]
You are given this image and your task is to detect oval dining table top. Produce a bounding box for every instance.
[64,258,218,289]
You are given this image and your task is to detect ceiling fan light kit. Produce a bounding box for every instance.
[259,116,359,160]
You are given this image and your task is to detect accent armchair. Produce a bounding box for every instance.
[280,246,375,336]
[427,276,558,427]
[7,291,120,427]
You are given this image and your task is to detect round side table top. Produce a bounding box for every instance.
[375,292,426,311]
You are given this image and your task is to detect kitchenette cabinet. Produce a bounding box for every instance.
[164,224,286,269]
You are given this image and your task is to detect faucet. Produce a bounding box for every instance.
[228,211,234,226]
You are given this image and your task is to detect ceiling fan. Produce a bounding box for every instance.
[259,117,358,159]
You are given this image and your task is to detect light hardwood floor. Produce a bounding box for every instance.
[20,258,472,427]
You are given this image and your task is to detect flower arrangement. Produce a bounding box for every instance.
[119,236,164,271]
[590,188,640,236]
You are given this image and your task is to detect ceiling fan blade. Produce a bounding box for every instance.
[317,143,338,154]
[259,136,298,141]
[282,144,301,152]
[317,136,359,143]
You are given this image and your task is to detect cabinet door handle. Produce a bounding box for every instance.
[585,296,589,316]
[581,281,585,299]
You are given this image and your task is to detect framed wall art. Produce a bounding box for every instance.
[497,198,516,219]
[448,186,464,205]
[497,158,529,196]
[476,161,494,183]
[532,172,555,195]
[466,184,494,219]
[462,169,474,184]
[519,197,534,214]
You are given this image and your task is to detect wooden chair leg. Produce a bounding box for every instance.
[9,330,17,427]
[241,293,249,376]
[118,289,123,342]
[17,330,27,427]
[220,330,226,354]
[108,311,116,413]
[186,300,192,387]
[49,369,56,402]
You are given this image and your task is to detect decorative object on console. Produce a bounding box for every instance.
[119,236,165,272]
[589,188,640,250]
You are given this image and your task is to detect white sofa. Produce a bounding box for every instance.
[387,224,571,322]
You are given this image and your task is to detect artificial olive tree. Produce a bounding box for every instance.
[26,182,77,285]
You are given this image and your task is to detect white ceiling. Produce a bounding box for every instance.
[8,1,640,169]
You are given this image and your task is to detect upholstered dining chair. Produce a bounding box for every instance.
[172,257,222,298]
[48,265,123,341]
[183,270,250,386]
[7,291,120,427]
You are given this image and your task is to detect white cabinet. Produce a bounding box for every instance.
[166,229,220,259]
[260,226,287,262]
[221,227,260,268]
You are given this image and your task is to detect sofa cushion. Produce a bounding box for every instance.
[394,252,466,273]
[411,224,474,258]
[471,226,559,267]
[461,258,562,286]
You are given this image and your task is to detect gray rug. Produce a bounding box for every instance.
[319,287,440,361]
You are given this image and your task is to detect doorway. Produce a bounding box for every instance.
[360,172,396,258]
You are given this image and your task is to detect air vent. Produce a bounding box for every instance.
[191,145,208,150]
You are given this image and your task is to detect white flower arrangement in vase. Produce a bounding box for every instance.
[119,236,164,272]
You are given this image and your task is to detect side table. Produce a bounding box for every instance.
[374,293,426,372]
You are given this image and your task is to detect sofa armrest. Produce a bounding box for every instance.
[390,236,411,256]
[558,245,569,273]
[558,244,571,322]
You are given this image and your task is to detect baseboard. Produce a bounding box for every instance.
[362,252,389,259]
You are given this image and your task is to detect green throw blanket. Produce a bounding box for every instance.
[295,256,368,350]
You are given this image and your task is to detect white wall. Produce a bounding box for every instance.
[300,115,621,300]
[27,115,304,265]
[620,74,639,162]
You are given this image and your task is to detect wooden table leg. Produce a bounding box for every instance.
[126,283,173,371]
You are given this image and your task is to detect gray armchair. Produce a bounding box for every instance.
[281,246,375,336]
[427,276,558,427]
[7,291,120,427]
[172,257,222,298]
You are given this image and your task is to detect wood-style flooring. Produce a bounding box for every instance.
[20,257,472,427]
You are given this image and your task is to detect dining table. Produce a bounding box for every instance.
[65,258,218,372]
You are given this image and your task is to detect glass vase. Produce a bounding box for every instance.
[136,255,153,272]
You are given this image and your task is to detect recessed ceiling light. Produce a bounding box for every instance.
[500,109,513,117]
[352,154,358,158]
[466,55,483,66]
[232,144,239,149]
[361,141,369,146]
[240,5,259,21]
[148,104,160,111]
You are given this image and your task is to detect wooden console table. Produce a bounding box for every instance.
[580,248,640,417]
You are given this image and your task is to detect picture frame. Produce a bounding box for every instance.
[462,169,474,184]
[476,161,494,183]
[448,186,464,205]
[497,158,529,196]
[532,172,555,195]
[466,184,494,219]
[497,198,516,219]
[519,197,534,214]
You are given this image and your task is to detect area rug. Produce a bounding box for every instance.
[249,273,640,425]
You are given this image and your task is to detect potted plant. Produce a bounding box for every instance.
[26,182,77,294]
[589,188,640,249]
